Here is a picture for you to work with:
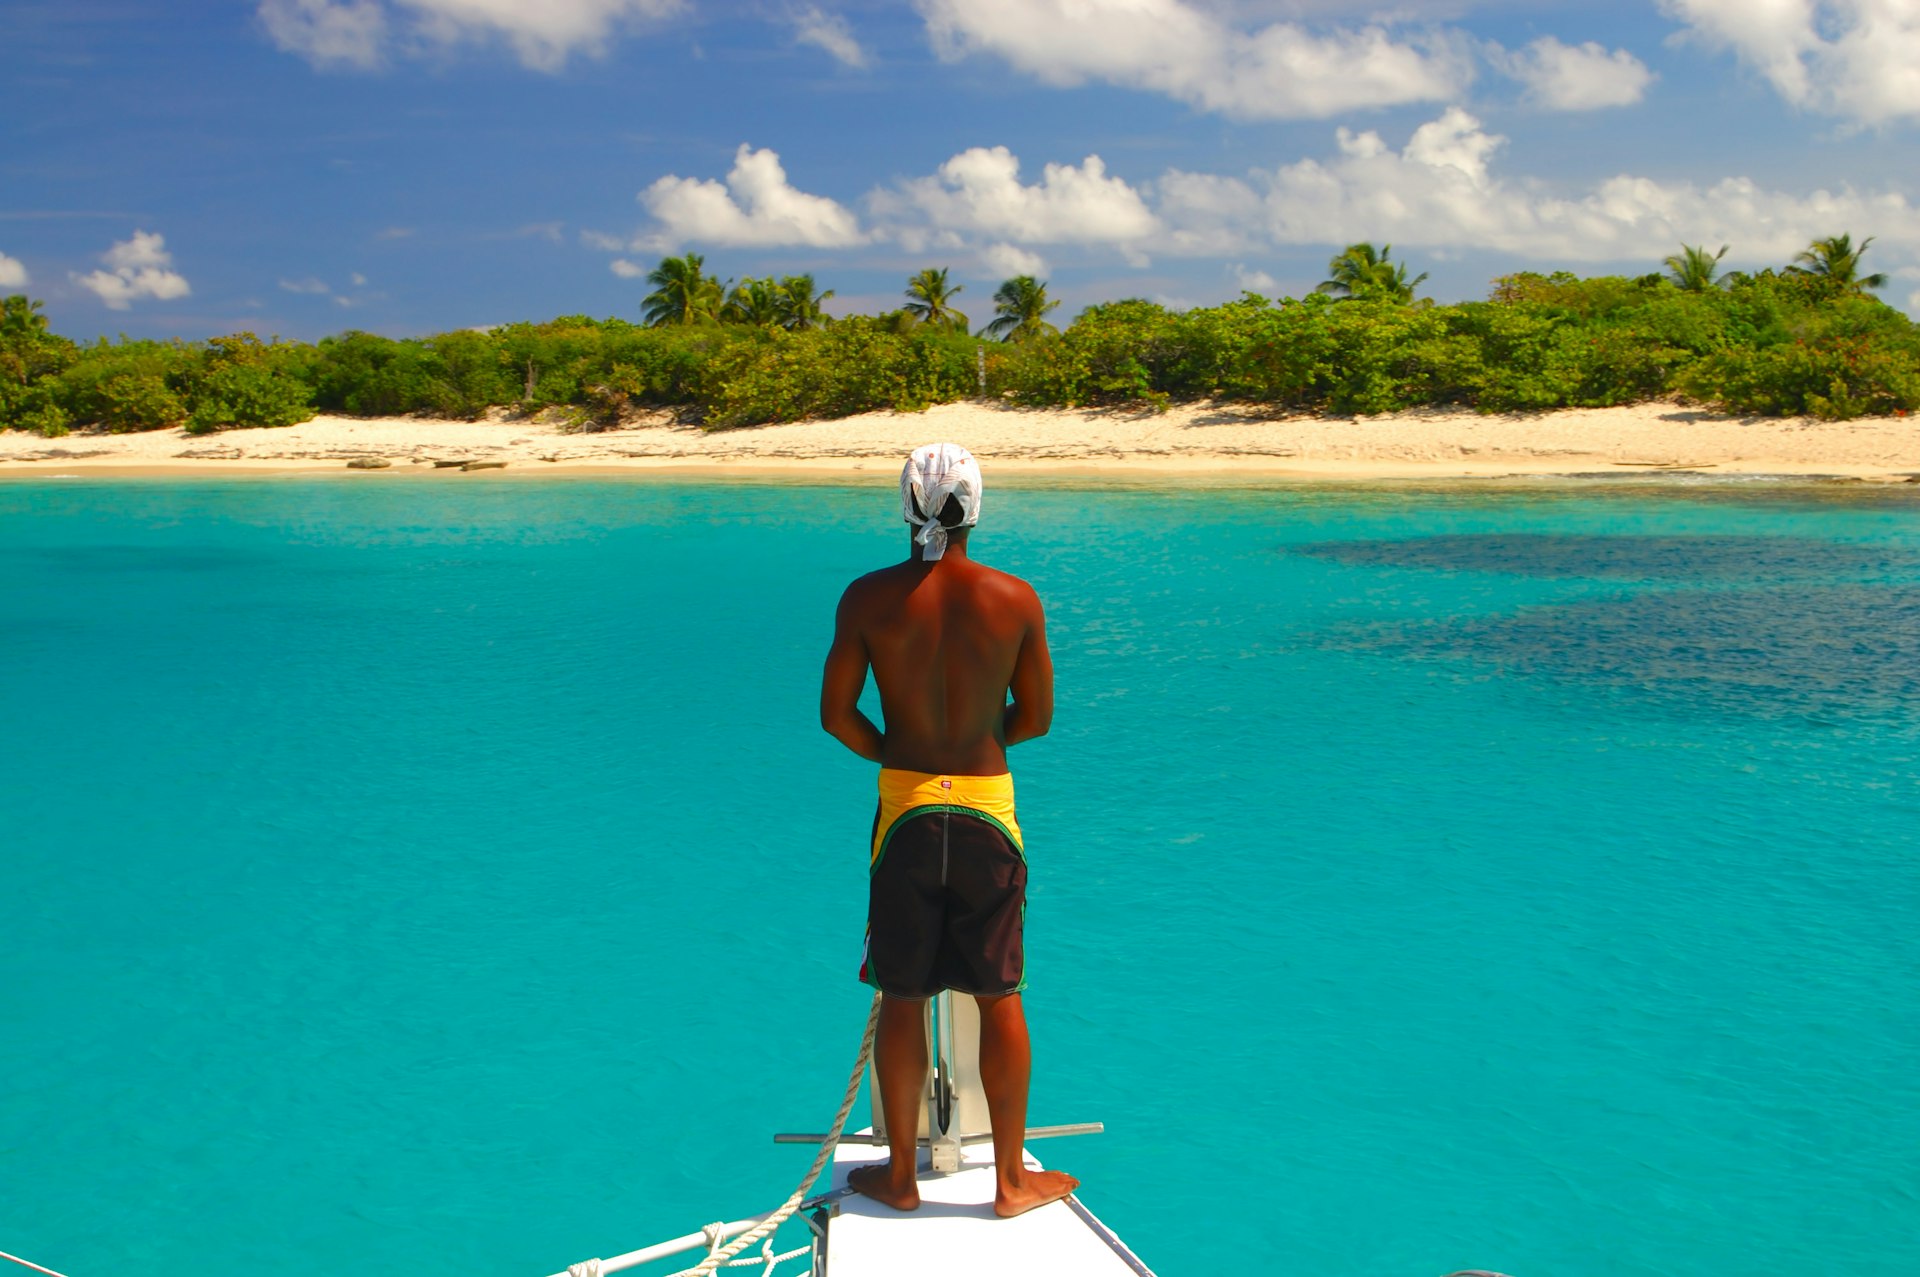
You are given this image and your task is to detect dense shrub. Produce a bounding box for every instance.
[53,340,197,430]
[187,363,315,432]
[699,320,978,427]
[183,334,317,433]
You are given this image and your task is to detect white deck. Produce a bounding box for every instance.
[822,1133,1151,1277]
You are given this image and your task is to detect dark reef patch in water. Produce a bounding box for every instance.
[1290,533,1915,580]
[5,544,274,574]
[1327,585,1920,720]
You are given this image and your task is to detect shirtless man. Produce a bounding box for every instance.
[819,443,1079,1219]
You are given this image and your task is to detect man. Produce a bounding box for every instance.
[819,442,1079,1219]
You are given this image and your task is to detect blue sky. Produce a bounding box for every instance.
[4,0,1919,342]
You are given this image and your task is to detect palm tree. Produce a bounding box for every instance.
[1664,243,1729,292]
[1788,233,1888,293]
[777,274,834,331]
[983,275,1059,343]
[1315,243,1428,303]
[904,268,968,331]
[641,253,722,326]
[721,276,788,327]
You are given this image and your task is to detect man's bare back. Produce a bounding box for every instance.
[821,549,1052,775]
[819,450,1076,1218]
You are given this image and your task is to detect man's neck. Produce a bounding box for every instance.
[905,530,970,563]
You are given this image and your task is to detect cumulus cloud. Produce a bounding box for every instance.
[1230,263,1279,293]
[606,121,1920,296]
[72,231,192,310]
[1148,107,1920,267]
[639,144,866,249]
[792,5,868,67]
[0,251,27,289]
[259,0,387,68]
[1493,37,1654,110]
[873,147,1159,255]
[917,0,1471,119]
[1661,0,1920,124]
[979,243,1048,277]
[260,0,683,72]
[610,258,647,278]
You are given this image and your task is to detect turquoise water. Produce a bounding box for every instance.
[3,476,1917,1277]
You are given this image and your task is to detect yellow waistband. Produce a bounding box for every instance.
[874,769,1022,862]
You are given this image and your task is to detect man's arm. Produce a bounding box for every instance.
[821,587,885,762]
[1002,587,1053,747]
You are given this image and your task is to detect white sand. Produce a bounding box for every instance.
[2,401,1917,481]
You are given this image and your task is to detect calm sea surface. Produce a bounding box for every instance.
[3,476,1916,1277]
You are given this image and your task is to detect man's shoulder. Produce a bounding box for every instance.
[966,560,1042,605]
[837,563,912,615]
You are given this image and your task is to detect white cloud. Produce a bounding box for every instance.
[1661,0,1920,124]
[279,276,332,294]
[260,0,387,68]
[1230,263,1279,293]
[72,231,192,310]
[260,0,682,72]
[917,0,1471,119]
[350,271,369,285]
[606,119,1920,297]
[873,147,1159,253]
[792,5,868,68]
[1148,108,1920,267]
[1493,37,1653,110]
[979,243,1048,278]
[639,144,866,249]
[0,251,27,289]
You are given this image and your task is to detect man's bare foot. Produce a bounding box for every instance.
[848,1162,921,1212]
[993,1168,1079,1218]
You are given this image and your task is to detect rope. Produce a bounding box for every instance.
[668,991,882,1277]
[1,1252,74,1277]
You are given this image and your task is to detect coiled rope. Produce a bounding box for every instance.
[567,990,884,1277]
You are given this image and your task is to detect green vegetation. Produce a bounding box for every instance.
[1788,234,1889,294]
[904,268,968,332]
[1316,242,1429,304]
[641,253,722,326]
[3,235,1916,435]
[984,275,1060,343]
[1664,244,1729,292]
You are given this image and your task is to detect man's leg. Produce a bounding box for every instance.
[975,992,1079,1217]
[847,994,927,1211]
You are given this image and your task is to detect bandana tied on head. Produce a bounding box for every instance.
[900,442,983,561]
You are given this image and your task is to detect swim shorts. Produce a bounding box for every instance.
[859,769,1027,1000]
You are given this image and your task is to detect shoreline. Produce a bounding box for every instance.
[3,400,1918,484]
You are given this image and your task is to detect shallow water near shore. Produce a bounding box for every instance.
[3,478,1917,1277]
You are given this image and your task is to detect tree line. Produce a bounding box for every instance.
[639,257,1063,343]
[1,232,1913,436]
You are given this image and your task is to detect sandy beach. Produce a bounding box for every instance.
[2,400,1917,481]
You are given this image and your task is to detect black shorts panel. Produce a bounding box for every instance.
[860,809,1026,999]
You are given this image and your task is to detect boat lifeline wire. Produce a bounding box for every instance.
[1,1250,75,1277]
[563,990,885,1277]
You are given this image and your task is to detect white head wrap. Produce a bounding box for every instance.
[900,442,983,561]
